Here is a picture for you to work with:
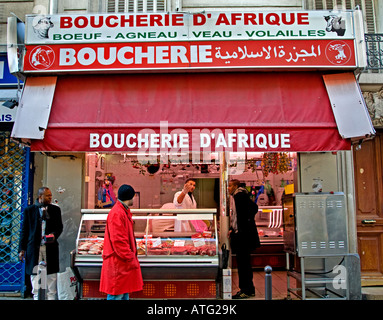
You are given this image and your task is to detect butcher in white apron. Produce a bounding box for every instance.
[173,178,207,232]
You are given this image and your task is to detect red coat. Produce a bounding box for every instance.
[99,201,143,295]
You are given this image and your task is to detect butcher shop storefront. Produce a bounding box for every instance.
[8,10,375,299]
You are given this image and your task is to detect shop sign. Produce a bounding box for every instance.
[0,105,17,122]
[22,11,361,72]
[31,121,350,154]
[0,56,22,87]
[89,130,292,152]
[25,11,355,44]
[23,39,356,72]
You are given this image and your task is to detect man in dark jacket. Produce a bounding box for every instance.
[19,187,63,300]
[228,179,260,299]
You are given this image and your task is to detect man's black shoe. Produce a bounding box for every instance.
[232,291,252,299]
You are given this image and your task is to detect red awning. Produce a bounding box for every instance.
[27,72,351,152]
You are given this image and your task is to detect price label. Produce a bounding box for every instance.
[152,237,162,248]
[193,238,205,247]
[174,240,185,247]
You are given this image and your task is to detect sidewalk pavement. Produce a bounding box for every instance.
[1,287,383,300]
[361,286,383,300]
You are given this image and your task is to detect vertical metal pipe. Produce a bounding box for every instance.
[264,265,272,300]
[49,0,58,15]
[219,152,230,255]
[301,257,306,300]
[286,253,291,299]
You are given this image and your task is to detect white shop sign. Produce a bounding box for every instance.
[25,11,356,45]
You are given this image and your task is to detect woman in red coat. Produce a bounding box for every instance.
[100,184,143,300]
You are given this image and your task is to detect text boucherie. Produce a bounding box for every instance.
[59,44,213,66]
[89,132,291,150]
[59,12,310,29]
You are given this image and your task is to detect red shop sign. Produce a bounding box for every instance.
[23,39,356,73]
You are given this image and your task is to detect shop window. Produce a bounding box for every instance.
[86,152,298,210]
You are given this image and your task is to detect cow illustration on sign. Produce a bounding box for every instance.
[328,43,347,63]
[324,15,346,36]
[325,41,352,65]
[33,16,54,39]
[29,46,55,69]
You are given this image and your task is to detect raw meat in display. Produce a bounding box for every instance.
[77,238,104,255]
[188,247,199,255]
[170,246,192,255]
[87,243,103,255]
[77,235,216,257]
[147,247,170,255]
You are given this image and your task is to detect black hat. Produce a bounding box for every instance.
[118,184,135,201]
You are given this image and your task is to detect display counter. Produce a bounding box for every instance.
[70,208,219,299]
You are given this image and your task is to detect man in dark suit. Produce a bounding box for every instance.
[19,187,63,300]
[228,179,261,299]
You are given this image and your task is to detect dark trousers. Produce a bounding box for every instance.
[231,233,255,294]
[236,246,255,294]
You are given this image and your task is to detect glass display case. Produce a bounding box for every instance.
[71,208,219,284]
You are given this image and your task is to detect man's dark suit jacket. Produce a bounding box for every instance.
[230,189,261,252]
[19,202,63,275]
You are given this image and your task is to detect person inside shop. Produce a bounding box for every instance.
[100,184,143,300]
[97,176,116,208]
[174,178,197,210]
[173,178,207,232]
[228,179,261,299]
[18,187,63,300]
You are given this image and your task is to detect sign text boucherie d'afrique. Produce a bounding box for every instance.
[23,11,361,72]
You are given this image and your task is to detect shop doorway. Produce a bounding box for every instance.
[193,178,219,209]
[226,153,297,270]
[353,131,383,286]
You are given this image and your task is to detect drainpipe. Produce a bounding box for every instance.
[49,0,58,14]
[338,150,362,299]
[219,152,230,262]
[337,151,358,254]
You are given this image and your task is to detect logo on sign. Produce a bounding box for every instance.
[32,16,54,39]
[29,46,55,69]
[324,15,346,37]
[325,41,351,65]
